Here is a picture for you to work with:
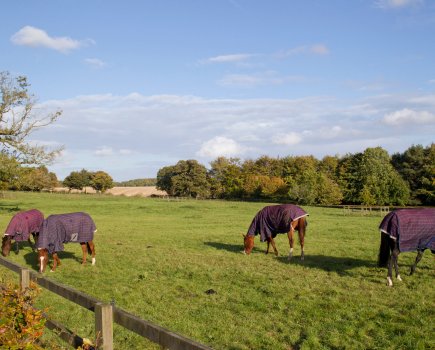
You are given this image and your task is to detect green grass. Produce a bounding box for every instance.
[1,192,434,349]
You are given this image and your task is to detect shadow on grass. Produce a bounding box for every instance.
[204,241,265,254]
[204,241,377,275]
[23,251,80,271]
[276,254,377,275]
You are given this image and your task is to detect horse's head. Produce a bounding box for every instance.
[242,234,254,255]
[1,235,12,257]
[37,248,49,273]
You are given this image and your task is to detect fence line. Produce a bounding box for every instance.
[0,256,213,350]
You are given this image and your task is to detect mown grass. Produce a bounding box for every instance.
[0,192,434,349]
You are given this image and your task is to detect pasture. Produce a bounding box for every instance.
[0,192,434,350]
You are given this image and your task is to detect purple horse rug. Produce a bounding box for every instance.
[247,204,308,242]
[379,208,435,252]
[36,212,96,254]
[4,209,44,241]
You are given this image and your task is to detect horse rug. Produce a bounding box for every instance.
[37,212,96,254]
[379,208,435,252]
[4,209,44,241]
[247,204,308,242]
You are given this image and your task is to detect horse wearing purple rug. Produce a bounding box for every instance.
[36,212,97,273]
[2,209,44,257]
[243,204,308,260]
[378,208,435,286]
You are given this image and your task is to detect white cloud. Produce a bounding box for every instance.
[276,44,330,58]
[272,132,303,146]
[375,0,423,9]
[383,108,435,125]
[218,71,304,88]
[84,58,107,69]
[95,147,114,157]
[197,136,245,158]
[11,26,93,53]
[203,53,254,64]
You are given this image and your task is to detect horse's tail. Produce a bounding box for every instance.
[378,232,390,267]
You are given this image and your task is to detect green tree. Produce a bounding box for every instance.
[0,153,20,190]
[157,160,210,198]
[0,71,62,164]
[90,171,114,193]
[209,157,244,198]
[63,169,92,191]
[16,166,58,191]
[392,144,434,205]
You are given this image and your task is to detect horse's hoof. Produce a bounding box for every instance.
[397,275,403,282]
[387,277,393,287]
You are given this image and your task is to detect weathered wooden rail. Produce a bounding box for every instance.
[0,256,213,350]
[342,205,389,216]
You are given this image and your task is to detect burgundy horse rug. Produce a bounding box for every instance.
[4,209,44,241]
[36,212,97,254]
[379,208,435,252]
[247,204,308,241]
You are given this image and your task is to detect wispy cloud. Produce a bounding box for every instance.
[201,53,255,64]
[84,58,107,69]
[11,26,93,53]
[218,71,305,88]
[276,44,330,58]
[375,0,424,9]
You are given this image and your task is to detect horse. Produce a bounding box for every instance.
[378,208,435,286]
[1,209,44,257]
[243,204,308,260]
[36,212,97,273]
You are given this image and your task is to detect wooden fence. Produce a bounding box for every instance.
[342,205,390,216]
[0,256,213,350]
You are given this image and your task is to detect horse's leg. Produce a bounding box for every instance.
[88,241,96,265]
[387,253,394,287]
[265,239,270,254]
[266,237,278,256]
[297,221,305,261]
[392,242,402,282]
[80,242,88,264]
[51,253,61,272]
[410,250,424,275]
[287,227,295,261]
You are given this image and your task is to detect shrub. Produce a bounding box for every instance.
[0,282,46,349]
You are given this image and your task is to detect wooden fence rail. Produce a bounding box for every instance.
[0,256,213,350]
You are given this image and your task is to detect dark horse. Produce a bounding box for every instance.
[378,208,435,286]
[1,209,44,257]
[243,204,308,260]
[36,212,97,273]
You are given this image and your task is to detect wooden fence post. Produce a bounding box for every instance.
[20,269,30,291]
[95,302,113,350]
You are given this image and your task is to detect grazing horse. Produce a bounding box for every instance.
[243,204,308,260]
[1,209,44,257]
[36,212,97,273]
[378,208,435,286]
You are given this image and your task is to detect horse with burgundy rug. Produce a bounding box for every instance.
[378,208,435,286]
[2,209,44,257]
[243,204,308,260]
[36,212,97,273]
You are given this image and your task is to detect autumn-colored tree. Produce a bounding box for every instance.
[90,171,114,193]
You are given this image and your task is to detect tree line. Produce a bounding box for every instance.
[157,144,434,206]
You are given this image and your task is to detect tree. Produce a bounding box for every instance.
[157,160,210,198]
[392,144,434,205]
[209,157,244,198]
[0,153,20,190]
[63,169,92,191]
[16,166,58,191]
[90,171,114,193]
[0,71,62,165]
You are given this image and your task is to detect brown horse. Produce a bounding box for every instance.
[36,212,97,273]
[1,209,44,257]
[378,208,435,286]
[243,204,308,260]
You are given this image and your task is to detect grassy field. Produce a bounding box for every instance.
[0,192,434,350]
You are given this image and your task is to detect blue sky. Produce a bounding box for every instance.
[1,0,434,181]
